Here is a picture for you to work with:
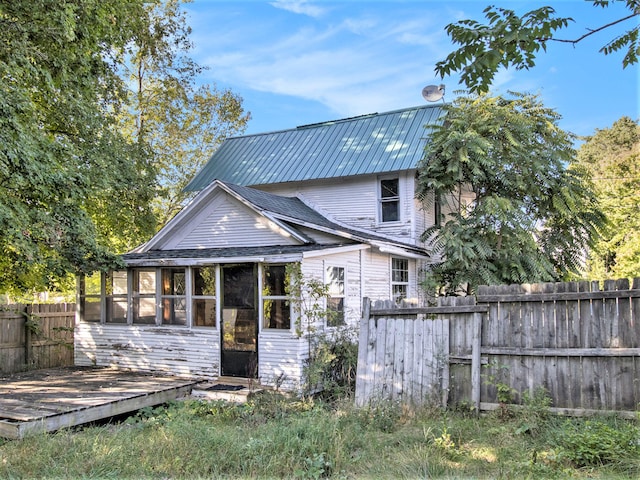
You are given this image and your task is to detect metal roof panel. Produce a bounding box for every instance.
[185,104,445,191]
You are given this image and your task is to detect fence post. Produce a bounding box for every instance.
[471,311,482,413]
[24,305,32,367]
[355,297,371,407]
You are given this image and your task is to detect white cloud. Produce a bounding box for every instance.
[269,0,325,18]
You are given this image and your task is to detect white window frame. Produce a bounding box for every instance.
[261,264,293,331]
[378,176,401,223]
[391,257,409,304]
[191,266,218,328]
[105,270,128,324]
[159,267,188,327]
[325,264,346,327]
[79,272,103,323]
[132,268,158,325]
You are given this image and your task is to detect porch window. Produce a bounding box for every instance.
[193,267,216,327]
[391,258,409,304]
[132,269,156,325]
[326,266,345,326]
[79,272,102,322]
[262,264,291,329]
[105,271,128,324]
[380,177,400,223]
[161,268,187,326]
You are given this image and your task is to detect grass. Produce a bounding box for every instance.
[0,393,638,479]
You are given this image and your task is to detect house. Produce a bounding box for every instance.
[75,104,445,391]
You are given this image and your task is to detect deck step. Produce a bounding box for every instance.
[190,378,263,403]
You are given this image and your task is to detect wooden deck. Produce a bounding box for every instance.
[0,367,201,439]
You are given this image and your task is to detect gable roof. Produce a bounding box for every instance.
[185,104,444,191]
[131,180,428,260]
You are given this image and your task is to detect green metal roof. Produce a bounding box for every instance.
[185,104,445,191]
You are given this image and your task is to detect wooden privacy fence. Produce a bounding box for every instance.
[0,304,75,374]
[355,278,640,416]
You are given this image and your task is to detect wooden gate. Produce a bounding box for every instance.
[355,298,486,407]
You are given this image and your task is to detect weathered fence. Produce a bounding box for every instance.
[0,304,75,374]
[355,278,640,416]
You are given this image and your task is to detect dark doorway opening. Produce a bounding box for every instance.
[221,264,258,377]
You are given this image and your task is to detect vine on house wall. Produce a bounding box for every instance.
[284,263,358,400]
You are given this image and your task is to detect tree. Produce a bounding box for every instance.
[436,1,639,93]
[417,92,605,295]
[0,0,156,294]
[118,0,250,226]
[576,117,640,279]
[0,0,249,295]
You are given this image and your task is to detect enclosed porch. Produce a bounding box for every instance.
[75,245,359,391]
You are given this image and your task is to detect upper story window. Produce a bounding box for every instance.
[326,265,345,327]
[391,258,409,304]
[380,177,400,223]
[262,264,291,330]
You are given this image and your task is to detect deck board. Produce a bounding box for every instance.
[0,367,201,439]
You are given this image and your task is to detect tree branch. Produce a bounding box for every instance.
[546,13,638,45]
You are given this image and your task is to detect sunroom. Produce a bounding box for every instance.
[75,244,366,390]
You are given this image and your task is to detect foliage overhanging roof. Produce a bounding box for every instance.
[185,104,445,190]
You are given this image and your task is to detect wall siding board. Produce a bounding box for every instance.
[259,174,420,245]
[173,196,298,249]
[75,324,220,378]
[258,332,307,391]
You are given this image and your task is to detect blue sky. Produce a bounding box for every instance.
[186,0,639,138]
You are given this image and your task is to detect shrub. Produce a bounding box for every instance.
[304,327,358,402]
[555,418,640,467]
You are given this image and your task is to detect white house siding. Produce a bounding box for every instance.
[360,249,420,302]
[165,194,299,250]
[75,323,220,378]
[302,251,364,327]
[414,187,434,249]
[258,330,308,392]
[257,172,419,245]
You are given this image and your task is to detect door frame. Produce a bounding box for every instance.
[220,263,259,377]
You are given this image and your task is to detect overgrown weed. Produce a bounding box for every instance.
[1,397,639,479]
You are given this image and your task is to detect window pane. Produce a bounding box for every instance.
[193,298,216,327]
[381,200,399,222]
[162,268,185,295]
[263,299,291,329]
[162,298,187,325]
[137,270,156,294]
[194,267,216,296]
[82,297,101,322]
[134,297,156,324]
[327,267,344,295]
[111,271,127,295]
[381,178,399,198]
[327,297,344,326]
[264,265,286,296]
[392,284,407,303]
[106,299,128,324]
[83,272,101,295]
[392,258,409,282]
